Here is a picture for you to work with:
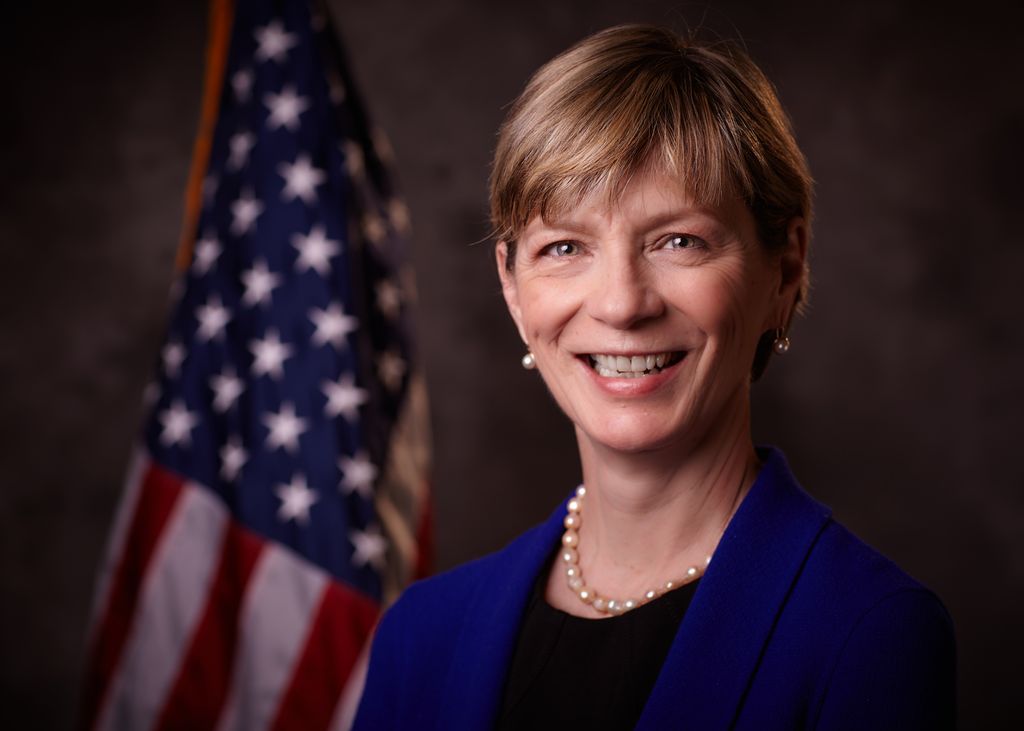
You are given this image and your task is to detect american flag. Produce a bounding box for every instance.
[80,0,431,728]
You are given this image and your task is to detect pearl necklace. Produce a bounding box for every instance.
[560,486,713,616]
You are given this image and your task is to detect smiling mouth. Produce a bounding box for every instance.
[586,352,685,378]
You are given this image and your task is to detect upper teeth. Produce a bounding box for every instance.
[590,353,671,374]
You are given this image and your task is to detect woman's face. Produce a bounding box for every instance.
[497,168,805,455]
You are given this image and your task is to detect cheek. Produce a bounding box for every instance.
[674,266,773,349]
[516,280,579,342]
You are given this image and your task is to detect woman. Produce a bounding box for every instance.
[354,25,955,730]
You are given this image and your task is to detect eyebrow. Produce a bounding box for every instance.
[533,207,722,237]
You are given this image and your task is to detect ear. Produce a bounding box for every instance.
[496,242,529,344]
[774,216,808,329]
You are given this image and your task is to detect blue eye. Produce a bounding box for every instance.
[663,234,701,250]
[546,241,579,257]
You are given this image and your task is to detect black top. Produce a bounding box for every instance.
[496,566,700,730]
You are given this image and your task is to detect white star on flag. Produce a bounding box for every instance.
[377,350,407,391]
[350,525,388,571]
[250,329,293,379]
[231,68,254,102]
[228,131,256,170]
[230,189,264,235]
[275,474,319,525]
[254,20,298,64]
[192,232,222,275]
[339,452,378,498]
[195,295,232,342]
[309,303,358,348]
[375,279,402,319]
[322,374,368,421]
[219,435,248,481]
[264,401,308,453]
[293,224,340,276]
[241,259,282,308]
[264,86,310,132]
[210,367,245,412]
[162,340,186,378]
[279,154,326,204]
[158,400,199,447]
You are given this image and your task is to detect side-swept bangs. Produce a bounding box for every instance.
[490,25,812,305]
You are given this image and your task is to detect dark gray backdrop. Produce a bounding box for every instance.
[3,0,1021,728]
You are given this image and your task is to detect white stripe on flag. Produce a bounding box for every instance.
[328,631,372,731]
[96,480,229,731]
[214,543,328,731]
[88,448,149,629]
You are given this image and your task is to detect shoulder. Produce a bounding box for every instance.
[353,509,563,730]
[734,451,956,727]
[804,517,954,642]
[386,512,557,624]
[799,521,957,728]
[748,449,950,629]
[370,519,546,670]
[808,518,942,607]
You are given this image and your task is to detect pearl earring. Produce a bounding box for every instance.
[521,352,536,370]
[772,329,791,355]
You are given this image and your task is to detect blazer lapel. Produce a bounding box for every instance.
[435,500,567,730]
[636,449,832,731]
[429,449,829,731]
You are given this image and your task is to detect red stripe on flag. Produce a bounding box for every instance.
[414,482,434,581]
[269,581,379,731]
[153,520,265,731]
[79,462,187,731]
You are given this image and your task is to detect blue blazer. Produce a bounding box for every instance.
[354,449,956,730]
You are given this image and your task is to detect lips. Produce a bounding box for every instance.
[586,352,685,378]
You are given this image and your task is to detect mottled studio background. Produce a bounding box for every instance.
[3,0,1022,728]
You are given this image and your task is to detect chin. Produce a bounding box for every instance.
[579,418,684,455]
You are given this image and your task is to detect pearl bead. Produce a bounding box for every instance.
[559,485,718,616]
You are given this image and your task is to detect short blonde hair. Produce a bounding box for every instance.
[490,24,813,305]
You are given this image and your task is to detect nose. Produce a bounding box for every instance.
[586,249,664,329]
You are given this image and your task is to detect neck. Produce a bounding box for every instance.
[567,393,758,603]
